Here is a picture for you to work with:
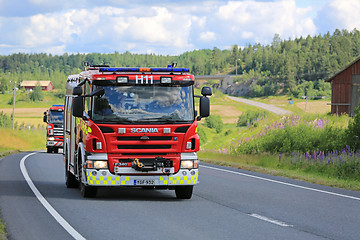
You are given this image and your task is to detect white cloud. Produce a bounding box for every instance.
[216,0,316,44]
[0,0,342,55]
[328,0,360,30]
[199,31,216,41]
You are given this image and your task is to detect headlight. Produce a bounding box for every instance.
[93,161,108,169]
[47,137,55,141]
[85,160,108,169]
[180,160,194,169]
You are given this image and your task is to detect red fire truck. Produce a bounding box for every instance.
[63,65,211,199]
[43,105,64,153]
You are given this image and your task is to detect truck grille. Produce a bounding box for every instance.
[117,136,172,141]
[53,127,63,136]
[117,145,171,150]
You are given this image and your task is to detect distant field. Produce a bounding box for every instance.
[211,104,242,124]
[252,96,331,114]
[0,108,47,127]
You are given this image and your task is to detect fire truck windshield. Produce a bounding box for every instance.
[92,85,194,123]
[49,110,64,124]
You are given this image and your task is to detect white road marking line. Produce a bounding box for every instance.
[249,213,293,227]
[201,165,360,201]
[20,152,86,240]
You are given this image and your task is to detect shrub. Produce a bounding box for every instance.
[237,110,267,127]
[29,84,44,101]
[197,126,207,144]
[205,115,223,133]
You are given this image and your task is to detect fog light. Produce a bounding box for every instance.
[186,141,192,150]
[182,171,187,176]
[92,171,97,176]
[190,170,196,176]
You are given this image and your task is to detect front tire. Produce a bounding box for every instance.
[80,182,97,198]
[175,186,193,199]
[47,147,52,153]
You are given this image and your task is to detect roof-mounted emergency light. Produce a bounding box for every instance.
[99,67,189,73]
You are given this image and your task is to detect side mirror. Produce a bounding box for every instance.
[199,96,210,118]
[72,96,84,117]
[73,86,82,96]
[201,86,212,97]
[43,112,47,123]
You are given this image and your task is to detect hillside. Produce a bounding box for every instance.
[0,29,359,99]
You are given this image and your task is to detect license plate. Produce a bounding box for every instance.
[135,179,155,185]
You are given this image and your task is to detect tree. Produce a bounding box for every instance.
[29,83,44,101]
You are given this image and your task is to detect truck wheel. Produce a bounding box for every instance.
[80,182,97,198]
[54,148,59,153]
[65,167,78,188]
[175,186,193,199]
[47,147,52,153]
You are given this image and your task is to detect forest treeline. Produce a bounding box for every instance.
[0,28,359,98]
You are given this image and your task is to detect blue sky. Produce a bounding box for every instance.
[0,0,359,55]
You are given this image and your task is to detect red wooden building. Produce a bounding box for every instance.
[20,80,53,91]
[327,57,360,116]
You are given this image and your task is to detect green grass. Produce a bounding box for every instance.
[0,218,6,240]
[0,90,64,108]
[198,152,360,191]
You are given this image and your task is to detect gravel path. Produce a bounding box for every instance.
[227,95,292,115]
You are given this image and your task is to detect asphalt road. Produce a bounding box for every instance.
[227,96,292,115]
[1,152,360,240]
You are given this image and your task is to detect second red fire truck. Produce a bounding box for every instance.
[63,64,211,199]
[43,105,64,153]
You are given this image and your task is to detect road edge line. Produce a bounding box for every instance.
[20,152,86,240]
[201,165,360,201]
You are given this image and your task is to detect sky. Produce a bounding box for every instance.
[0,0,360,56]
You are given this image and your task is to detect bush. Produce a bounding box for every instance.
[205,115,223,133]
[0,111,12,128]
[237,123,347,154]
[197,126,207,144]
[237,110,267,127]
[346,105,360,149]
[29,84,44,101]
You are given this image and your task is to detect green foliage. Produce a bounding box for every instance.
[197,126,207,144]
[0,28,358,99]
[0,111,12,128]
[29,84,44,101]
[346,105,360,149]
[237,110,268,127]
[237,123,347,154]
[205,115,223,133]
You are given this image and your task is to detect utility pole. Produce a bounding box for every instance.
[12,81,16,130]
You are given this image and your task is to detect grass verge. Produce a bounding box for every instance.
[0,213,7,240]
[198,152,360,191]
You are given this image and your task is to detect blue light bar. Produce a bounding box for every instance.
[99,67,189,73]
[52,105,64,107]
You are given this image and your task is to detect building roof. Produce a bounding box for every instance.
[327,55,360,82]
[20,80,52,87]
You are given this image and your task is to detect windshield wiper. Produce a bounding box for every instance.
[138,116,187,123]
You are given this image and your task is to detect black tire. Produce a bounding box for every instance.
[175,186,193,199]
[54,148,59,153]
[80,182,97,198]
[47,147,52,153]
[65,163,78,188]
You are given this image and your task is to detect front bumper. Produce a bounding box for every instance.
[46,141,63,148]
[85,169,198,187]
